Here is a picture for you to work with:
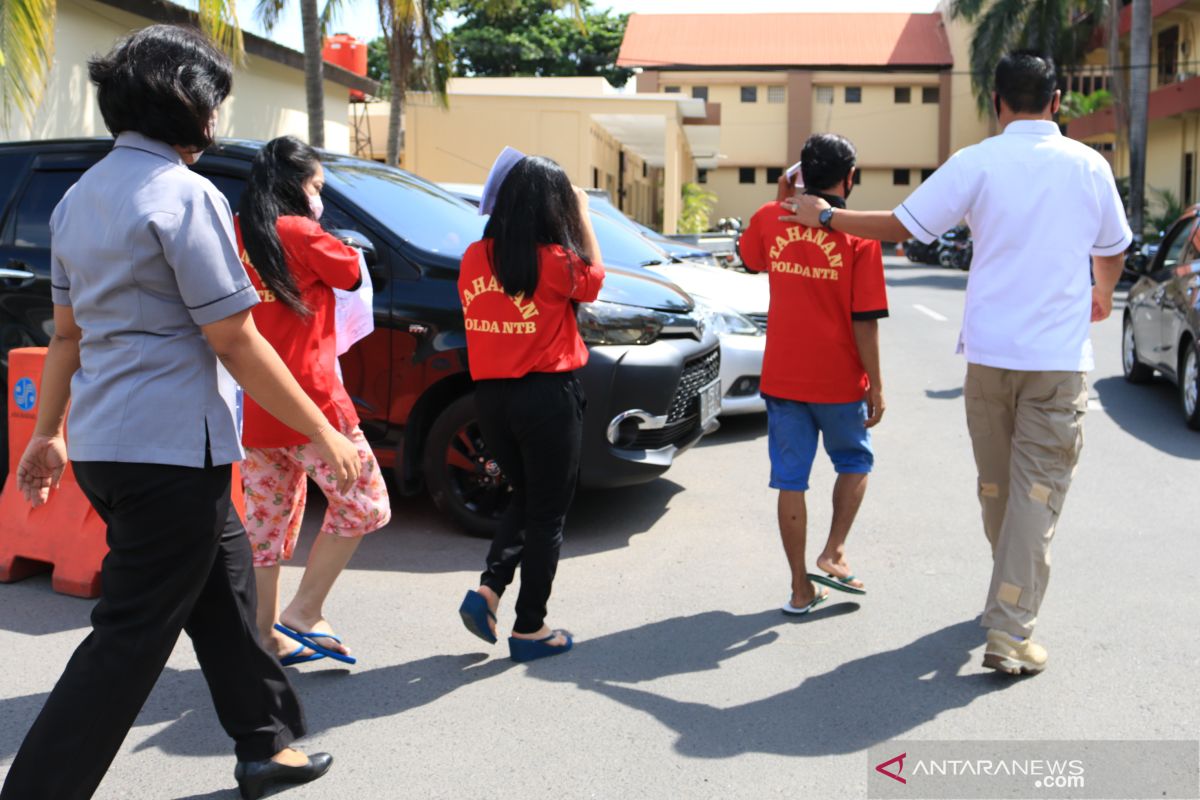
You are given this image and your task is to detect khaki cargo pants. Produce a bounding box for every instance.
[963,364,1088,639]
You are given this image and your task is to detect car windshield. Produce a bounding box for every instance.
[589,213,670,267]
[324,160,485,258]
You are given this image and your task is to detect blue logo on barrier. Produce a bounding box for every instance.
[14,378,36,412]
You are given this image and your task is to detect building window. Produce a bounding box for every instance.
[894,87,911,104]
[698,168,709,184]
[1185,153,1195,205]
[767,86,785,103]
[739,167,756,184]
[816,86,834,104]
[643,162,648,178]
[741,86,758,103]
[921,168,935,182]
[893,169,911,185]
[1158,25,1180,85]
[664,85,681,94]
[845,86,862,103]
[692,86,708,101]
[922,86,940,104]
[766,166,784,184]
[853,170,861,185]
[592,168,600,189]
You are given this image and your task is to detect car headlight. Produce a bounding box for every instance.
[576,300,666,345]
[692,296,761,336]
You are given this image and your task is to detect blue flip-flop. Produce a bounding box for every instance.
[508,630,573,663]
[274,623,357,665]
[279,644,327,667]
[808,572,867,595]
[459,590,498,645]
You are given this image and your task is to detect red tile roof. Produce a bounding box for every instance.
[617,13,953,69]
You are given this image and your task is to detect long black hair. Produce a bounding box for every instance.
[238,136,321,315]
[483,156,589,298]
[88,24,232,150]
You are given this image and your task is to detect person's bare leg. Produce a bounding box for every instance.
[254,564,311,660]
[816,472,868,589]
[279,533,362,657]
[271,748,310,766]
[779,489,819,606]
[511,625,568,645]
[475,584,500,638]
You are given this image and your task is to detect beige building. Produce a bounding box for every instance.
[378,77,720,233]
[1068,0,1200,226]
[0,0,376,153]
[618,4,991,224]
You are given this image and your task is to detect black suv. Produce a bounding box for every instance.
[0,139,721,533]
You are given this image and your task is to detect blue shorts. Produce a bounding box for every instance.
[765,396,874,492]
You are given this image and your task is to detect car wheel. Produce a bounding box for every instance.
[1180,343,1200,430]
[1122,314,1154,384]
[938,249,955,268]
[422,393,509,538]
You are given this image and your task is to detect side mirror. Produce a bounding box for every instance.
[331,228,377,268]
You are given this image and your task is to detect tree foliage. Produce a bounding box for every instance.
[949,0,1107,116]
[449,0,632,88]
[679,182,716,235]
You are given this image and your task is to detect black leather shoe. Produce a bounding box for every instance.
[234,752,333,800]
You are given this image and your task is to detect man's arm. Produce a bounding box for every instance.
[1091,253,1126,322]
[853,319,885,428]
[780,195,913,243]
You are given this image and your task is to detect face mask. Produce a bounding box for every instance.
[309,193,324,220]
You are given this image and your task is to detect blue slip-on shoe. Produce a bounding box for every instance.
[274,623,357,665]
[279,644,327,667]
[807,572,867,595]
[459,590,498,645]
[508,630,573,663]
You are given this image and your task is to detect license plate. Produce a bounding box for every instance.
[699,378,721,428]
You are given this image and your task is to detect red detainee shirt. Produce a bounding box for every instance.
[235,215,362,448]
[458,240,605,380]
[739,200,889,403]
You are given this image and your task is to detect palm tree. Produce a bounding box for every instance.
[949,0,1107,117]
[255,0,348,148]
[1129,0,1152,236]
[1,0,242,127]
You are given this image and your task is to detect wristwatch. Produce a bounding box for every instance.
[818,207,836,231]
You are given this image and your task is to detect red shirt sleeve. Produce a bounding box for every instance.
[568,252,604,302]
[540,246,604,302]
[278,215,361,291]
[738,204,774,273]
[850,237,889,320]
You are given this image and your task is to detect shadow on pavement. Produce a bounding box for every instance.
[523,612,1011,759]
[0,576,94,636]
[697,413,767,447]
[884,273,968,291]
[1093,376,1200,459]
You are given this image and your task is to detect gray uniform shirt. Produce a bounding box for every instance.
[50,132,259,467]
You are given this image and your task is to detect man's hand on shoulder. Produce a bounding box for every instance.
[780,194,829,228]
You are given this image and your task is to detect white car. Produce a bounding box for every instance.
[439,182,768,415]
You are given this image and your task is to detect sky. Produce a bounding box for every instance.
[230,0,943,55]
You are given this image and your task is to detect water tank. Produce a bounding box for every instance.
[323,34,368,100]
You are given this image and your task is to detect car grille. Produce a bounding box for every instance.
[630,419,699,450]
[747,313,768,332]
[667,348,720,423]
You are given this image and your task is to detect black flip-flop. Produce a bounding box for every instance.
[808,572,867,595]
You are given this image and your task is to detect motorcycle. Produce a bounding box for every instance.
[936,225,972,271]
[903,237,940,264]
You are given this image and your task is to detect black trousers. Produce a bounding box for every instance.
[475,371,584,635]
[0,459,305,800]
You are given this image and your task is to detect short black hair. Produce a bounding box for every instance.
[88,24,232,150]
[995,50,1057,114]
[800,133,856,192]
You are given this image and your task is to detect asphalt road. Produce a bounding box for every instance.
[1,256,1197,799]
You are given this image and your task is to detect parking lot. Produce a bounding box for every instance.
[1,257,1197,799]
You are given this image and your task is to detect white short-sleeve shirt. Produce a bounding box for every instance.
[894,119,1132,372]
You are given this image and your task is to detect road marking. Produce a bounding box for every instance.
[912,304,948,322]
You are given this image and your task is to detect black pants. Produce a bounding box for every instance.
[0,460,305,800]
[476,371,584,635]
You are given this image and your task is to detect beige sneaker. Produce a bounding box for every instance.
[983,629,1048,676]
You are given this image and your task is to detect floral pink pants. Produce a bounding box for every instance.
[242,424,391,567]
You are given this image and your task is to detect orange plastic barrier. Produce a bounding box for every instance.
[0,348,247,599]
